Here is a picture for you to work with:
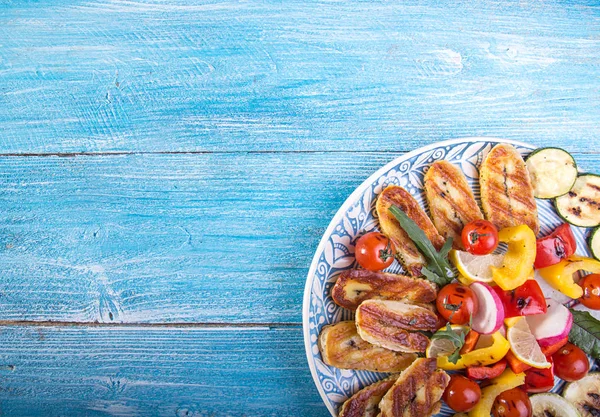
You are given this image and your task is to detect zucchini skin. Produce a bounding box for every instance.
[589,227,600,260]
[525,146,576,164]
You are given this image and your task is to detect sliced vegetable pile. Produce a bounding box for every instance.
[329,145,600,417]
[394,212,599,416]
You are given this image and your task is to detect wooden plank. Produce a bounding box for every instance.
[0,1,599,153]
[0,324,328,417]
[0,151,598,324]
[0,151,397,323]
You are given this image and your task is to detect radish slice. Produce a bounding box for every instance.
[470,282,505,334]
[526,299,573,347]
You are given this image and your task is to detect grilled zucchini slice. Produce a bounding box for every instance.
[555,174,600,227]
[530,393,581,417]
[563,373,600,417]
[526,147,577,199]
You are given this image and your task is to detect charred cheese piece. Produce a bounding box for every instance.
[355,300,437,353]
[424,160,483,249]
[318,321,417,373]
[480,144,539,235]
[376,185,445,276]
[377,358,450,417]
[339,375,398,417]
[331,269,437,311]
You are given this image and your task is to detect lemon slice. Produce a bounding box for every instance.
[506,317,551,369]
[450,249,504,284]
[426,325,469,359]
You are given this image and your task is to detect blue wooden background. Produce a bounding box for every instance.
[1,1,599,416]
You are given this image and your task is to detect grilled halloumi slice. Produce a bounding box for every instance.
[339,375,398,417]
[332,269,438,311]
[480,144,540,235]
[376,185,445,276]
[378,358,450,417]
[424,160,483,249]
[318,321,417,373]
[355,300,437,353]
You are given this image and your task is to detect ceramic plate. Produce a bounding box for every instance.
[303,137,597,417]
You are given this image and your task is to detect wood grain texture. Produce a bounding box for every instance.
[0,0,599,153]
[0,324,328,417]
[0,152,598,324]
[0,151,396,323]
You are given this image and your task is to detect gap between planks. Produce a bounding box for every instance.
[0,150,412,157]
[0,320,302,329]
[0,149,599,158]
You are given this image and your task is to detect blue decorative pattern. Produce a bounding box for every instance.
[303,138,597,416]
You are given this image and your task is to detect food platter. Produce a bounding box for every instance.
[302,137,598,416]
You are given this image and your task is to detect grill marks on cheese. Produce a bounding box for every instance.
[355,300,438,353]
[339,375,398,417]
[376,185,445,276]
[332,269,438,311]
[424,161,483,249]
[318,321,417,373]
[378,358,450,417]
[480,144,539,235]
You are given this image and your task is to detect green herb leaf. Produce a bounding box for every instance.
[569,309,600,359]
[421,266,448,287]
[443,302,462,312]
[447,347,462,365]
[388,205,455,285]
[439,237,453,259]
[431,323,466,364]
[432,323,465,345]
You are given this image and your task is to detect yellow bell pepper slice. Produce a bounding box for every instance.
[491,225,537,290]
[468,369,525,417]
[437,331,510,370]
[537,255,600,299]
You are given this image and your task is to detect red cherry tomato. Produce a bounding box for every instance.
[492,280,547,318]
[354,232,396,271]
[462,220,499,255]
[436,283,478,325]
[534,223,577,269]
[492,387,532,417]
[552,343,589,382]
[442,374,481,412]
[579,273,600,310]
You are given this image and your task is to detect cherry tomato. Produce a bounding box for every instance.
[534,224,577,269]
[442,374,481,412]
[436,283,478,325]
[354,232,396,271]
[552,343,589,382]
[579,273,600,310]
[492,387,532,417]
[462,220,499,255]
